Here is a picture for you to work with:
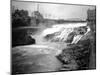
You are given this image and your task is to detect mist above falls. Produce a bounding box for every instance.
[30,22,90,55]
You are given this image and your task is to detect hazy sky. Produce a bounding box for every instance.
[12,1,95,20]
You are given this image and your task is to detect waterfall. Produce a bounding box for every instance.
[41,22,89,44]
[30,22,90,56]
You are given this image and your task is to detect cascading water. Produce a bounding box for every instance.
[31,22,90,56]
[12,22,91,73]
[42,23,90,44]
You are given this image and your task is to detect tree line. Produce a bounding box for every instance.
[12,9,44,28]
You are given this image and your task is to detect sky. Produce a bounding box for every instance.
[12,1,95,20]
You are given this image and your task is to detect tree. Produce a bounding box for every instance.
[12,9,31,28]
[34,11,44,25]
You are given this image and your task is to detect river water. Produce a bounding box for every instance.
[12,22,90,74]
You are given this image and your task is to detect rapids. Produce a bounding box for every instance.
[30,22,90,55]
[12,22,91,73]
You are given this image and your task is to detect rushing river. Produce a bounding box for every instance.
[12,22,91,74]
[31,22,90,55]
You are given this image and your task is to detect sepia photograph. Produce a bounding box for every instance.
[11,0,96,74]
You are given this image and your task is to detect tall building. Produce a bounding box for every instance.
[87,9,96,22]
[87,9,96,32]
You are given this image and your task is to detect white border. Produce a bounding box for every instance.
[0,0,99,75]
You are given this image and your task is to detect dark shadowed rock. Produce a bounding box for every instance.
[12,28,38,47]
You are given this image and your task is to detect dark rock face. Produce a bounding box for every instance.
[12,34,36,47]
[57,39,91,70]
[12,28,37,47]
